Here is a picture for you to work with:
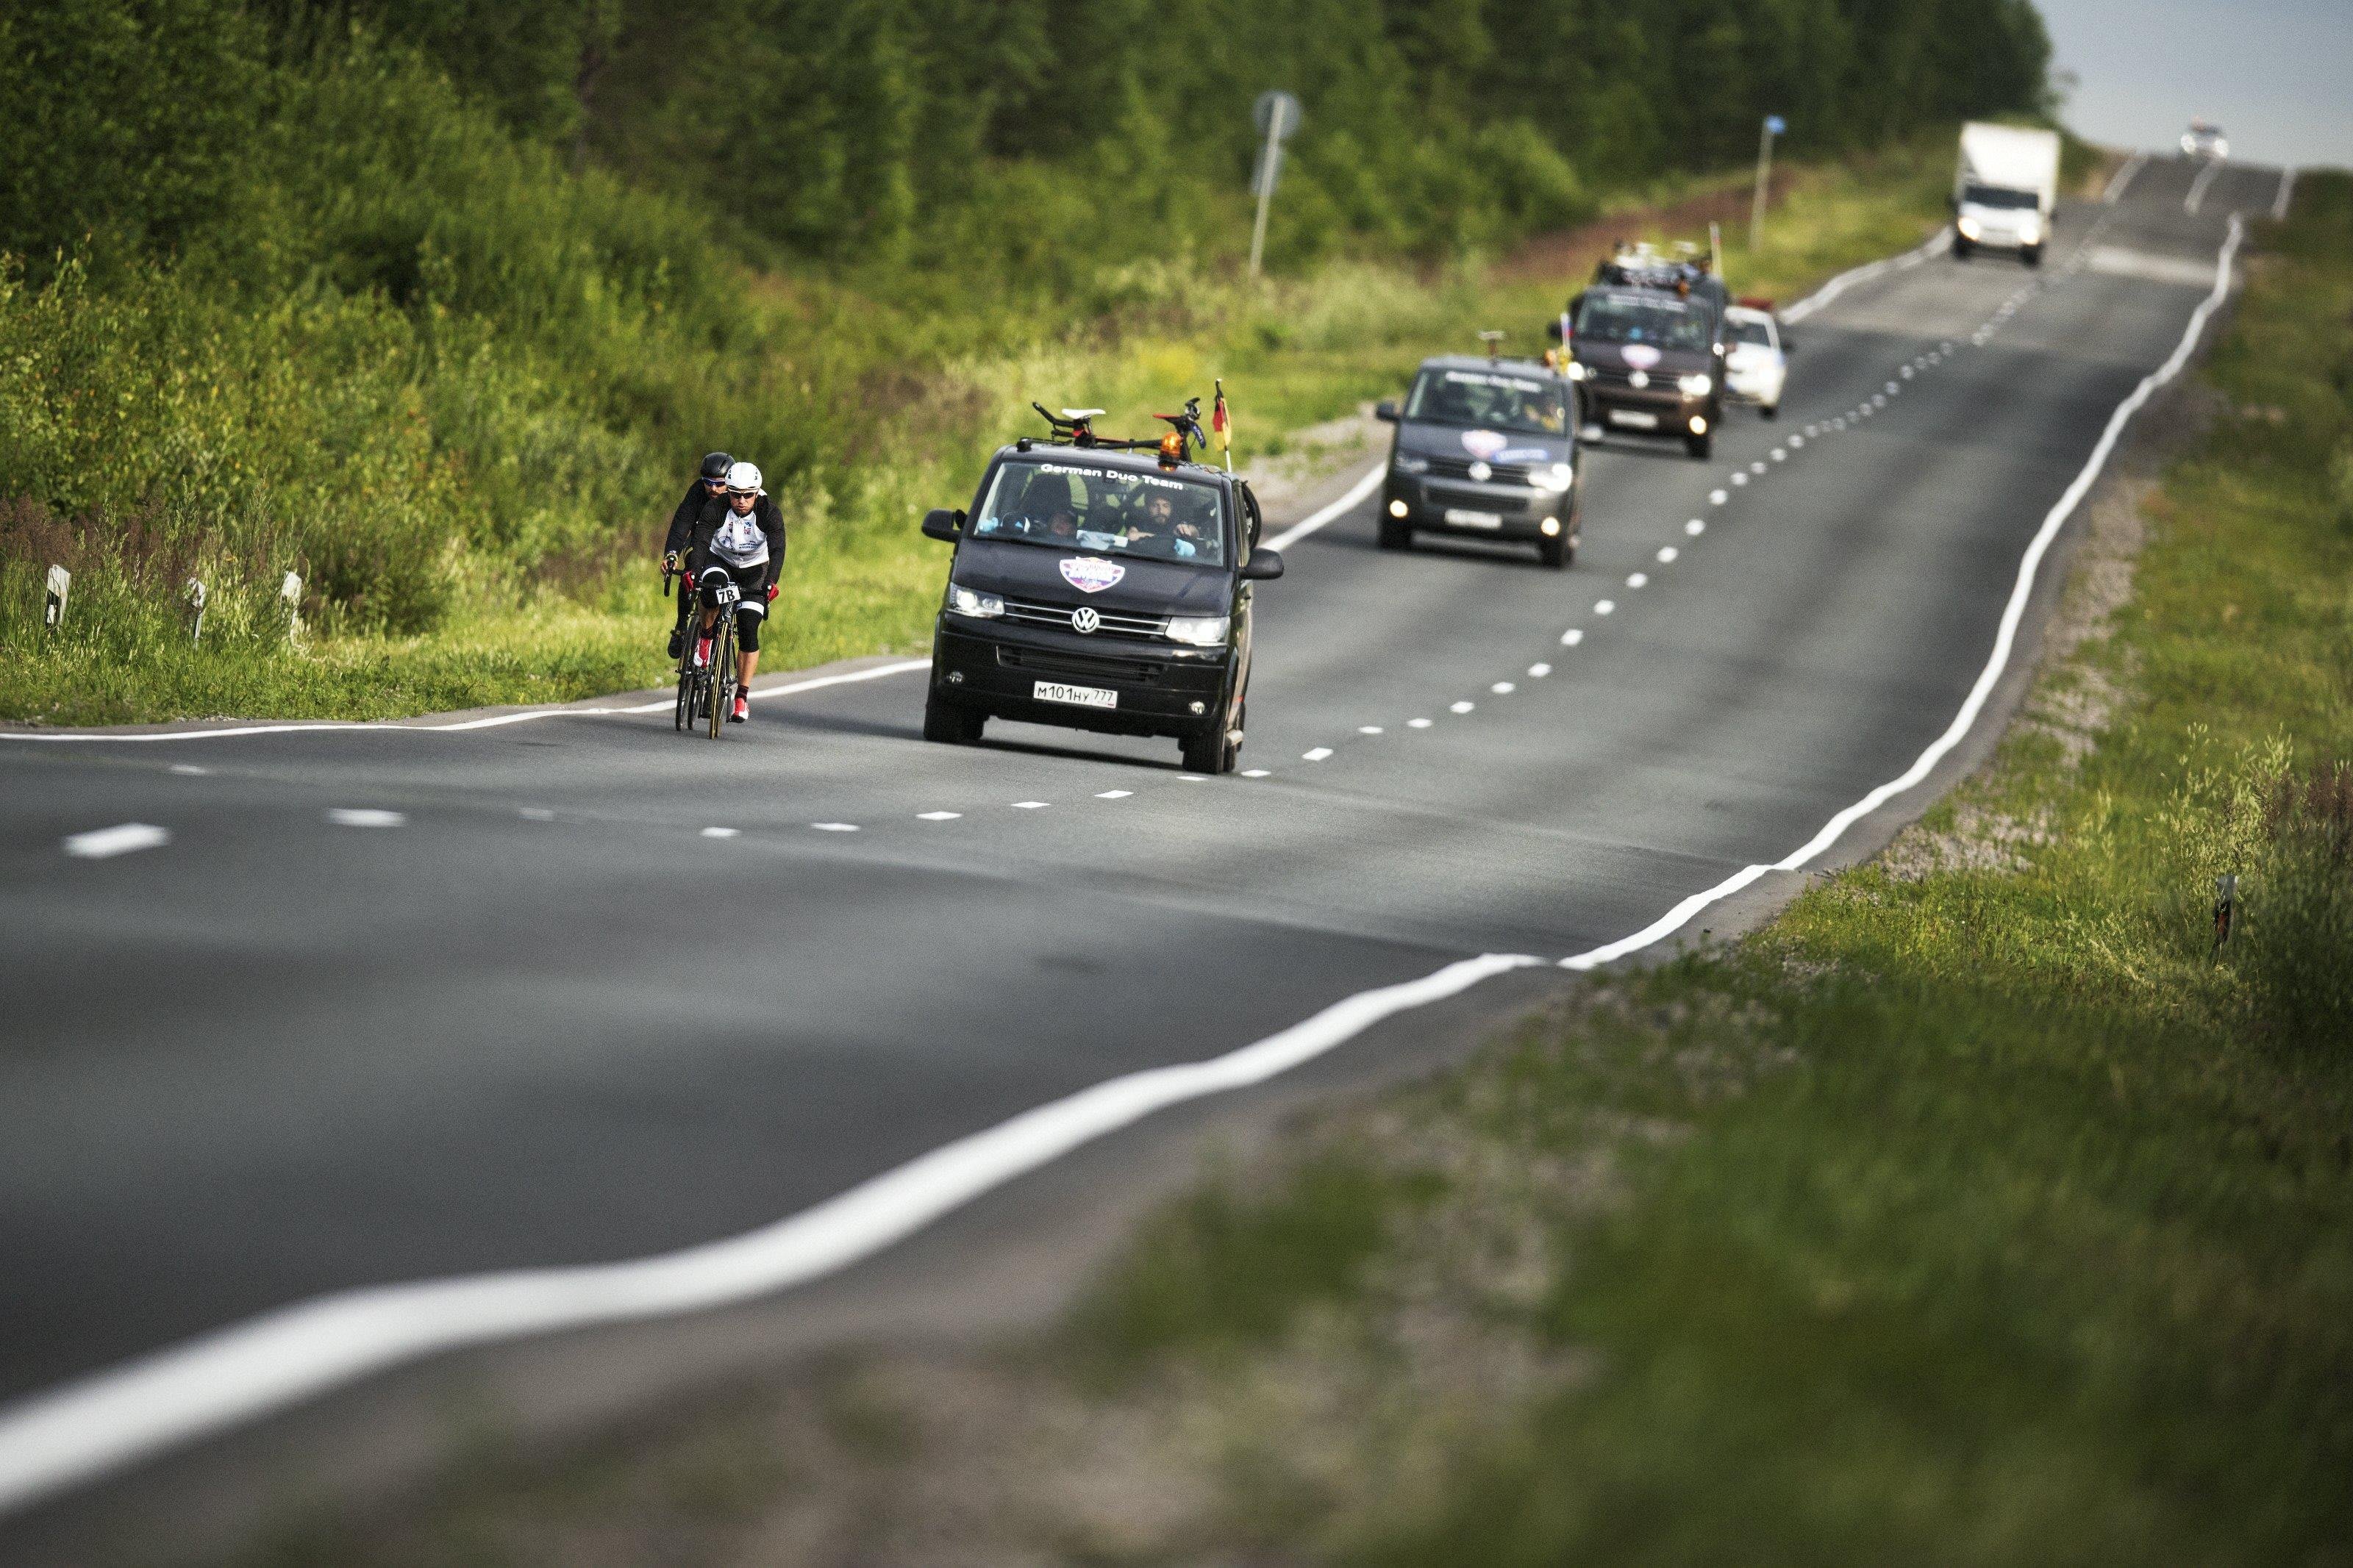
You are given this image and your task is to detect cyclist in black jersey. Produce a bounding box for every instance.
[663,451,732,657]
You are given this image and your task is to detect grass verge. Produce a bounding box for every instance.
[7,137,1957,726]
[252,170,2353,1566]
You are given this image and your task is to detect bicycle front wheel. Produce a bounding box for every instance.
[708,616,737,739]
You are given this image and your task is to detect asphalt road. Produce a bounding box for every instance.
[0,156,2280,1525]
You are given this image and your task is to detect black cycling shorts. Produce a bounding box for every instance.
[696,563,770,651]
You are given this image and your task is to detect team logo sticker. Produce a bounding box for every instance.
[1621,344,1662,370]
[1060,556,1126,593]
[1460,429,1510,460]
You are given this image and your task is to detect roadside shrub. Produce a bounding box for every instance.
[2238,765,2353,1045]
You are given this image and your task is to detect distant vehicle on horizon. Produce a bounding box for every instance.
[1952,122,2060,268]
[2181,121,2229,160]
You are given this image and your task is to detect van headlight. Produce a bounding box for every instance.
[1564,361,1589,382]
[1538,462,1574,490]
[1678,374,1713,397]
[1165,614,1230,647]
[947,584,1004,619]
[1958,215,1982,240]
[1393,454,1429,474]
[2016,218,2041,244]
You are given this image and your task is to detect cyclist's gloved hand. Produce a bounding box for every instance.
[766,584,779,602]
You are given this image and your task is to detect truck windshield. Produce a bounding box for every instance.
[1961,184,2040,210]
[1402,368,1568,436]
[968,461,1227,567]
[1575,291,1715,352]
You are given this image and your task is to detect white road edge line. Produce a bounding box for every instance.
[1260,461,1388,554]
[0,659,936,745]
[2185,159,2222,215]
[1,214,2187,1519]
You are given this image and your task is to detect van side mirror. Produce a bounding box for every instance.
[1240,546,1285,581]
[921,507,964,542]
[1374,401,1400,423]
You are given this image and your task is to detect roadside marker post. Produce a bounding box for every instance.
[279,571,303,643]
[1247,90,1302,279]
[184,578,207,645]
[2212,873,2238,955]
[1750,114,1787,254]
[43,565,69,632]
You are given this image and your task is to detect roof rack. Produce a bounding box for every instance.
[1018,399,1218,472]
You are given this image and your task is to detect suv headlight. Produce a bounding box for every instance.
[1678,373,1713,397]
[1393,454,1429,474]
[1165,614,1230,647]
[1538,461,1574,490]
[947,584,1003,619]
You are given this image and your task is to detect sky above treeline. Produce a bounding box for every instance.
[2037,0,2352,169]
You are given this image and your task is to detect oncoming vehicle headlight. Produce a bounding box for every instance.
[1393,454,1430,474]
[1678,373,1713,397]
[1538,462,1574,490]
[947,584,1004,619]
[1957,215,1982,240]
[2017,218,2041,243]
[1164,614,1230,647]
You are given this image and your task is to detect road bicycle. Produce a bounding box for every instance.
[672,571,740,740]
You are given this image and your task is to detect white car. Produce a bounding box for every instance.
[1722,304,1788,420]
[2181,121,2229,160]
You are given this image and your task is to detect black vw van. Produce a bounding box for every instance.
[919,441,1284,774]
[1554,251,1729,459]
[1375,355,1582,568]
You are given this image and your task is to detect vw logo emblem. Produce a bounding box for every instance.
[1627,370,1650,390]
[1467,460,1492,482]
[1071,606,1101,635]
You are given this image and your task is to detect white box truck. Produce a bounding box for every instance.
[1954,123,2060,266]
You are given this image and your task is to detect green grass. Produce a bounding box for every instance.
[2,136,1957,727]
[1051,171,2353,1566]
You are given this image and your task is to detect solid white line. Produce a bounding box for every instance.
[0,212,2177,1518]
[0,951,1540,1516]
[62,824,170,860]
[2185,160,2222,215]
[1261,460,1388,554]
[1,660,935,745]
[2103,151,2149,205]
[325,809,404,828]
[2271,167,2296,222]
[1566,217,2243,968]
[1779,226,1952,324]
[519,808,556,821]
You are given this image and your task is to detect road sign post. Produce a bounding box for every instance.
[1248,90,1302,279]
[1750,114,1786,254]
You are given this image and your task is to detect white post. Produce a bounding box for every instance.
[184,577,207,645]
[1749,118,1777,254]
[1709,221,1723,279]
[43,565,70,631]
[1247,105,1285,279]
[280,570,304,642]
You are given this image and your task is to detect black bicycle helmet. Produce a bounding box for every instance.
[699,451,734,482]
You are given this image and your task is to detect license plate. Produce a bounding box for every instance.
[1033,680,1117,710]
[1443,509,1504,529]
[1607,409,1660,430]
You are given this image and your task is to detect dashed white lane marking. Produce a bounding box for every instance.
[916,811,961,821]
[63,824,170,860]
[0,220,2019,1520]
[699,826,739,839]
[1093,790,1132,800]
[1748,461,1767,475]
[1240,769,1271,778]
[1593,599,1616,615]
[1560,628,1585,645]
[168,765,209,777]
[519,808,556,821]
[1176,776,1209,783]
[1012,801,1050,810]
[1528,662,1552,678]
[1357,726,1384,735]
[1685,520,1705,536]
[1900,365,1915,379]
[1730,472,1749,487]
[1302,748,1334,762]
[1626,573,1649,589]
[810,823,860,833]
[326,809,404,828]
[1407,717,1434,728]
[1885,382,1901,394]
[1709,488,1728,504]
[1490,681,1515,695]
[1769,448,1786,462]
[1449,701,1476,715]
[1656,547,1678,563]
[1804,423,1819,437]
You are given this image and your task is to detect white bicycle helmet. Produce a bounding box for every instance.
[724,459,763,494]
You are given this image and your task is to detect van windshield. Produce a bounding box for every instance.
[968,461,1227,567]
[1402,368,1568,436]
[1574,290,1715,351]
[1962,184,2040,210]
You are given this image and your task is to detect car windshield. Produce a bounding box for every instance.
[967,460,1227,567]
[1728,316,1774,348]
[1575,291,1715,351]
[1962,184,2040,210]
[1402,368,1568,436]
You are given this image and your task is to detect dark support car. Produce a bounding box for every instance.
[1553,262,1728,459]
[1374,357,1582,568]
[920,442,1283,774]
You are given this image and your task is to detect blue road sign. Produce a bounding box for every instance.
[1764,115,1788,135]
